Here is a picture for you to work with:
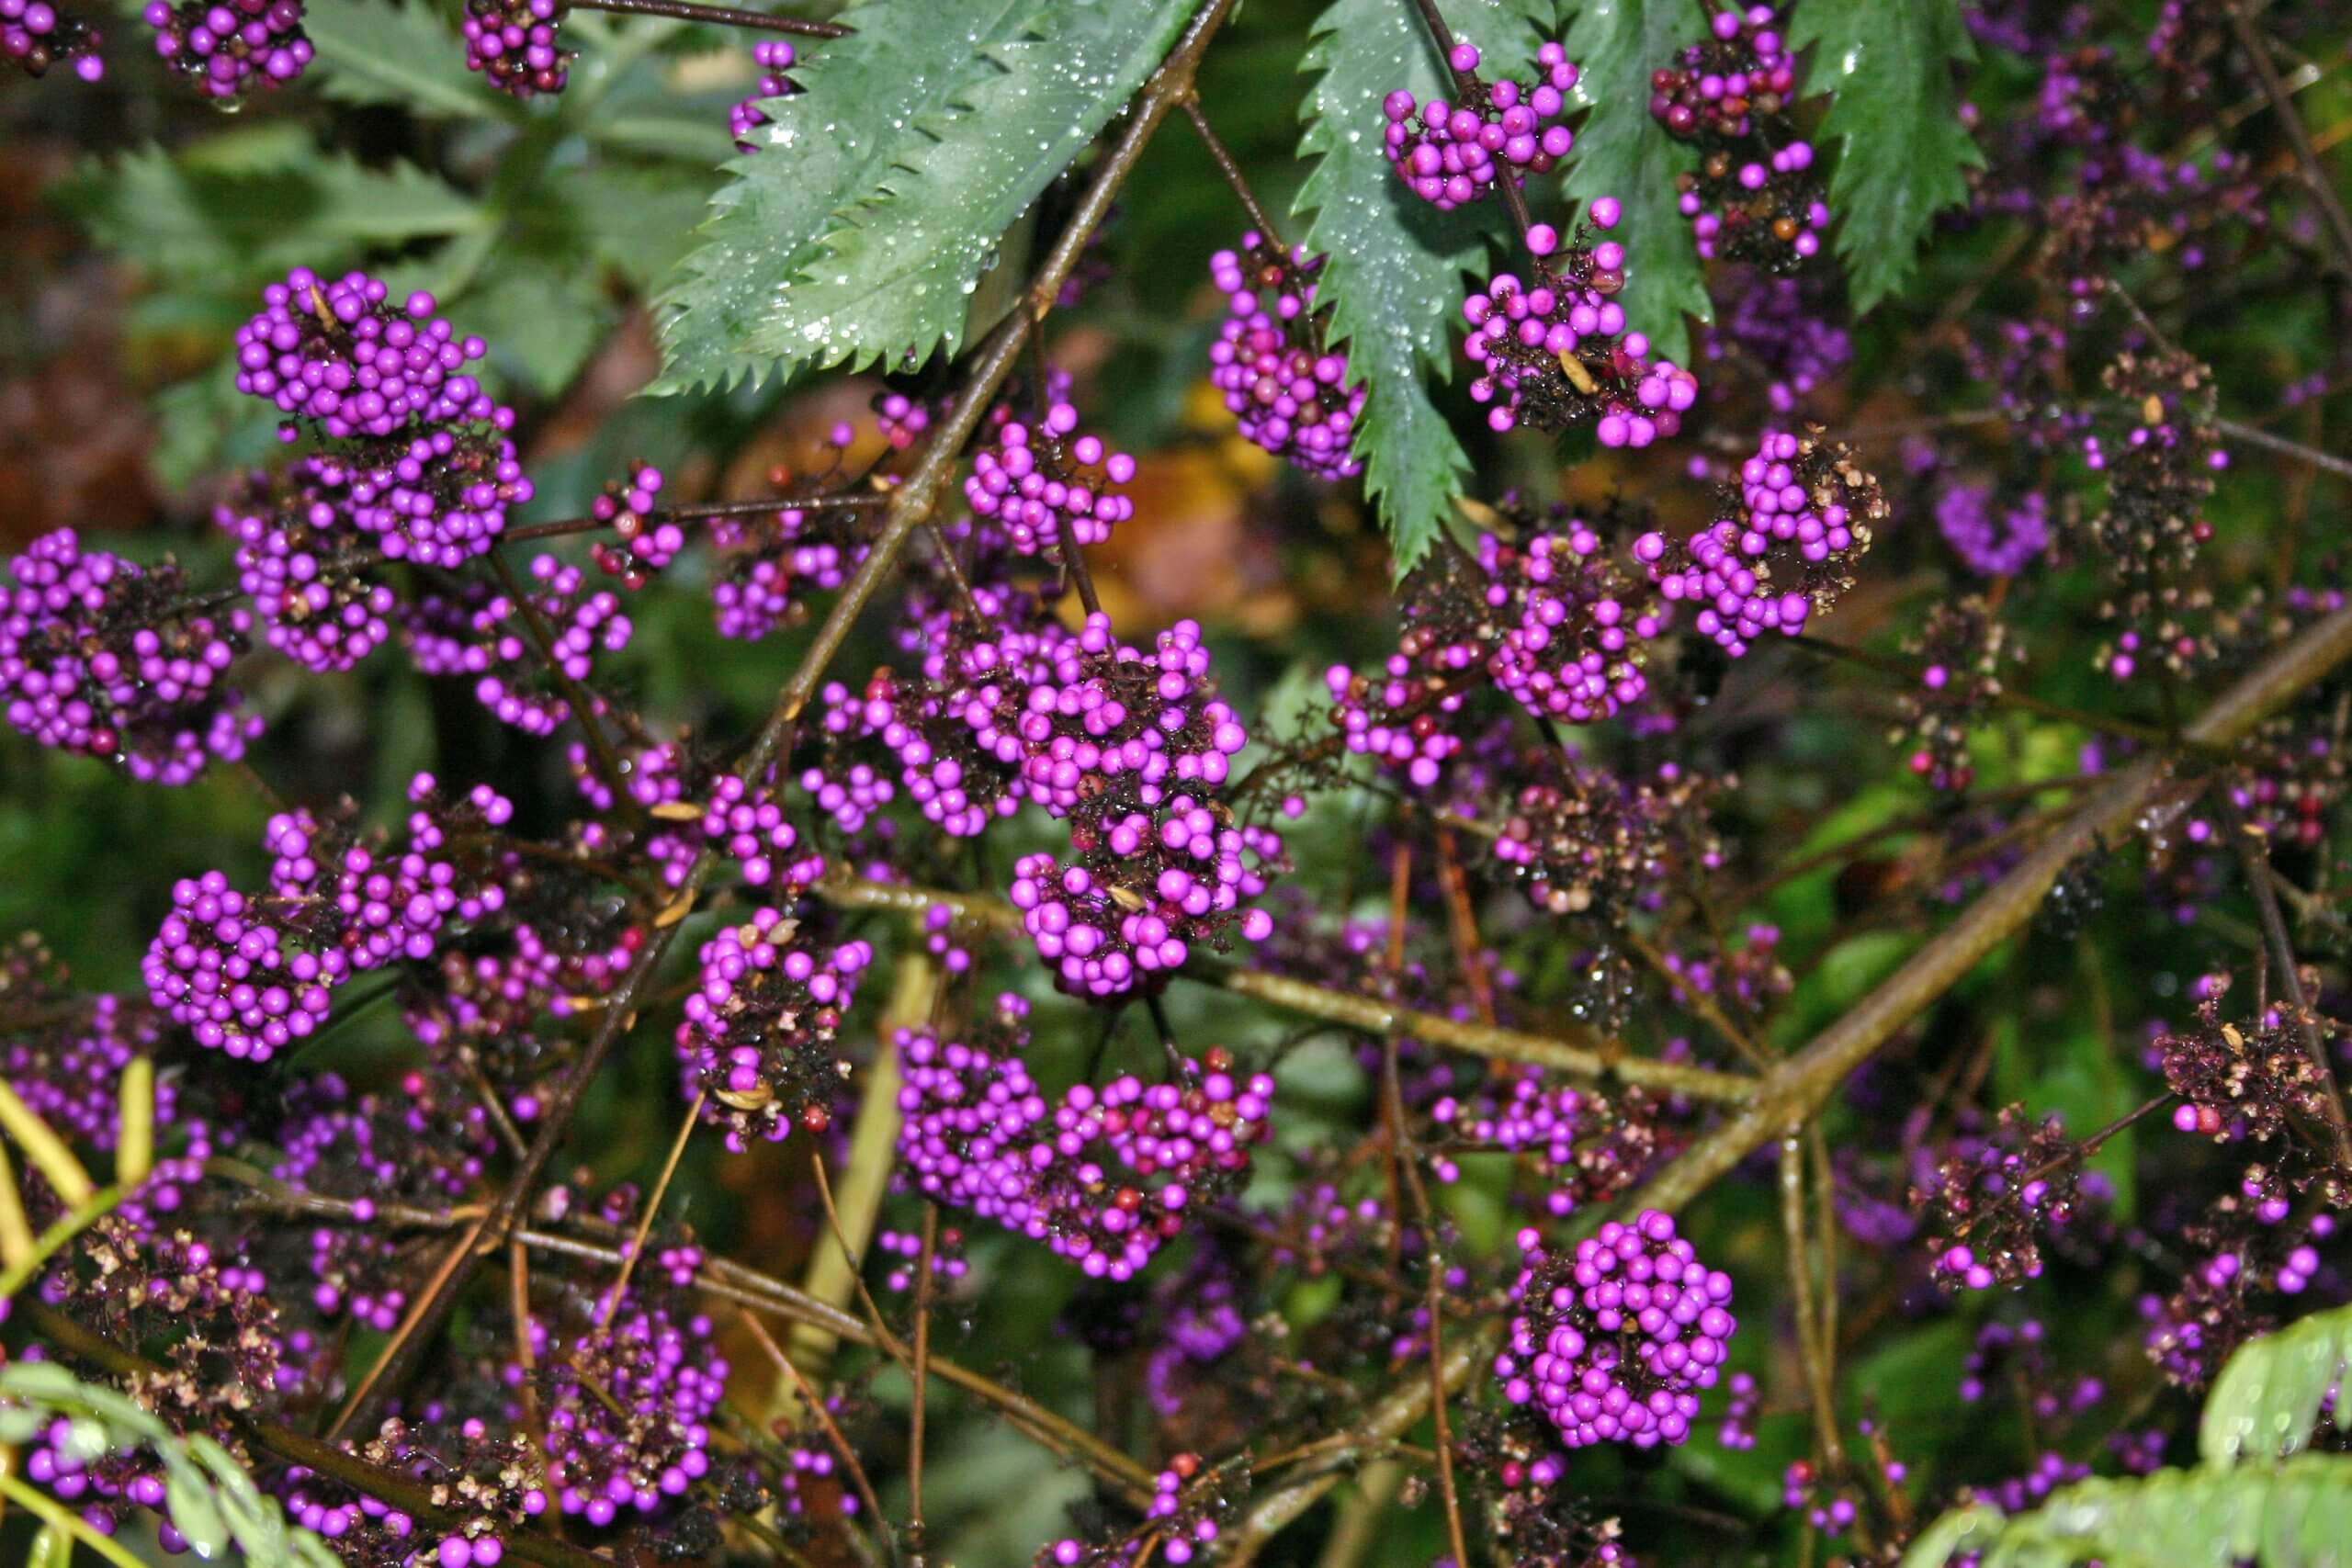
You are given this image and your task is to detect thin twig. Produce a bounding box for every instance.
[26,1303,612,1568]
[1227,601,2352,1562]
[488,549,632,810]
[503,493,888,544]
[2225,2,2352,276]
[599,1089,705,1326]
[571,0,847,36]
[908,1202,939,1546]
[738,1309,897,1564]
[2213,416,2352,481]
[1182,96,1284,247]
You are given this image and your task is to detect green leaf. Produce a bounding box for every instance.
[1786,0,1981,312]
[1294,0,1549,572]
[460,260,613,397]
[2201,1301,2352,1463]
[1557,0,1710,366]
[305,0,510,119]
[27,1525,71,1568]
[554,164,728,288]
[56,146,485,276]
[1901,1452,2352,1568]
[655,0,1190,395]
[0,1363,349,1568]
[150,372,290,493]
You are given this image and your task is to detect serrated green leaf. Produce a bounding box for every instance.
[1786,0,1981,312]
[1558,0,1709,366]
[1293,0,1549,572]
[306,0,509,119]
[56,146,485,276]
[655,0,1188,395]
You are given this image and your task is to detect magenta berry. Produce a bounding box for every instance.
[1382,40,1578,209]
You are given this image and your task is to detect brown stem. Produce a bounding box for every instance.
[1626,929,1771,1067]
[2224,3,2352,278]
[571,0,848,36]
[1780,1133,1845,1471]
[1433,827,1498,1028]
[739,1309,896,1563]
[503,492,888,545]
[1182,96,1285,248]
[1388,1092,1469,1568]
[812,875,1758,1100]
[908,1202,938,1544]
[1634,600,2352,1217]
[597,1088,705,1326]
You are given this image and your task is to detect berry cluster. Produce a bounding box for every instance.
[1487,758,1715,919]
[531,1292,726,1526]
[3,0,102,80]
[216,465,397,674]
[2158,993,2337,1145]
[1892,595,2017,792]
[1496,1211,1736,1449]
[1652,6,1826,270]
[462,0,569,96]
[2081,347,2228,682]
[695,773,828,890]
[233,270,528,569]
[141,774,514,1060]
[1461,209,1700,438]
[964,399,1136,559]
[235,272,492,441]
[709,493,869,642]
[1638,427,1884,655]
[1382,41,1577,209]
[1206,232,1363,480]
[588,461,676,588]
[676,906,873,1149]
[1917,1104,2113,1292]
[1702,268,1850,413]
[1323,509,1668,778]
[142,0,309,99]
[1,528,262,784]
[272,1071,501,1329]
[896,997,1274,1280]
[992,616,1283,996]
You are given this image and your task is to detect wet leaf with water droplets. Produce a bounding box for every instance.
[1294,0,1549,574]
[654,0,1189,394]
